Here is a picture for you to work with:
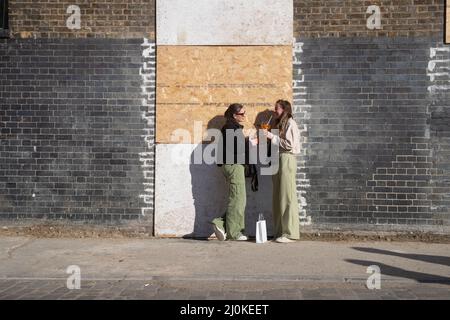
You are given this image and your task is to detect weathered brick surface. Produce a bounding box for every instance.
[293,36,450,230]
[8,0,155,39]
[1,1,449,233]
[5,0,445,39]
[294,0,444,38]
[0,38,154,228]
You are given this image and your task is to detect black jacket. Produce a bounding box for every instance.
[216,119,250,165]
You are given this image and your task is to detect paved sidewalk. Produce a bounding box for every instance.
[1,279,449,300]
[0,237,449,299]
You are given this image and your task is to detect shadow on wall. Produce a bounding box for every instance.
[184,112,275,239]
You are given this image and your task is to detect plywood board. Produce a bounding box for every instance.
[156,46,292,144]
[156,0,293,45]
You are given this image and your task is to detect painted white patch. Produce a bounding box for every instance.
[427,46,450,92]
[428,85,450,93]
[426,45,450,214]
[430,47,450,58]
[155,144,274,237]
[366,5,382,30]
[139,38,156,217]
[293,39,311,226]
[66,5,81,30]
[156,0,293,45]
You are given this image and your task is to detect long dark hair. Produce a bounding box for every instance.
[224,103,243,121]
[275,100,293,134]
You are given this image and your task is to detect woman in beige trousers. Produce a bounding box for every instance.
[263,100,301,243]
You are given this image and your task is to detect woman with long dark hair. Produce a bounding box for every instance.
[212,103,252,241]
[263,100,301,243]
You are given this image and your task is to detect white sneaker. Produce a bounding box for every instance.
[213,225,226,241]
[236,235,248,241]
[275,236,295,243]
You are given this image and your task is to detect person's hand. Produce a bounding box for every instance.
[262,129,274,140]
[250,137,258,146]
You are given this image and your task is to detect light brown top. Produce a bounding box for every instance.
[271,118,301,154]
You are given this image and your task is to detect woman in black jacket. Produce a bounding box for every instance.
[212,103,252,241]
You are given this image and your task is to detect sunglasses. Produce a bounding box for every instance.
[235,111,246,116]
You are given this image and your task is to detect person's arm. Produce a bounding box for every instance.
[266,122,296,152]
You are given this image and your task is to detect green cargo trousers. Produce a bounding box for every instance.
[272,153,300,240]
[212,164,246,240]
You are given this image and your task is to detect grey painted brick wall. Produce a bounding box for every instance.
[1,35,449,234]
[293,36,450,232]
[0,38,155,230]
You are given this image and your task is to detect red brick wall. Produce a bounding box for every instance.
[7,0,445,39]
[9,0,155,39]
[294,0,444,38]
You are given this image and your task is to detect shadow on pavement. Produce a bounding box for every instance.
[352,247,450,267]
[345,259,450,285]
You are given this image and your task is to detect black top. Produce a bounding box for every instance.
[216,119,250,165]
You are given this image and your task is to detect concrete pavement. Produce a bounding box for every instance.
[0,236,449,299]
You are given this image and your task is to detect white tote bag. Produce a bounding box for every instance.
[256,214,267,244]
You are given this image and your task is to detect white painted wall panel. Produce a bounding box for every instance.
[155,144,274,237]
[156,0,293,45]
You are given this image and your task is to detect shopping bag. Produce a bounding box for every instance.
[256,214,267,244]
